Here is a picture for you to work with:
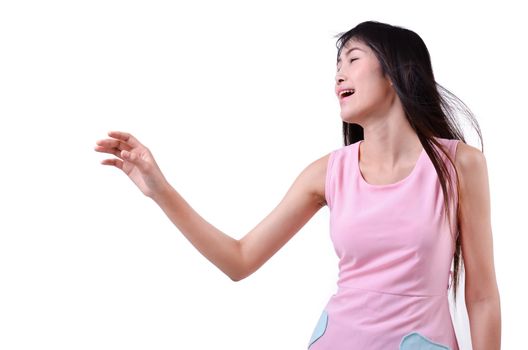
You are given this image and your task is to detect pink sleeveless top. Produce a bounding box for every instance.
[307,137,460,350]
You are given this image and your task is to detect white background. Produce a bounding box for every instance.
[0,0,525,349]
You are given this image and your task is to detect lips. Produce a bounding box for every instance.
[340,91,355,101]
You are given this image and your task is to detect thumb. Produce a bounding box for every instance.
[121,150,147,171]
[121,150,139,164]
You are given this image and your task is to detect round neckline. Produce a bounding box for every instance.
[356,140,426,188]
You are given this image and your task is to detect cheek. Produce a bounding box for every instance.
[363,69,391,96]
[359,79,387,102]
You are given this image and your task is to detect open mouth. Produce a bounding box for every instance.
[341,91,355,100]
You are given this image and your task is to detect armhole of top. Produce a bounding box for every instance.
[444,139,460,176]
[452,139,461,161]
[451,139,461,239]
[451,139,461,186]
[324,150,336,210]
[454,139,463,186]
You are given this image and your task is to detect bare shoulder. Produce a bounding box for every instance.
[454,140,487,175]
[454,141,490,212]
[302,151,332,208]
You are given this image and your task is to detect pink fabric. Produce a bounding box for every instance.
[309,137,460,349]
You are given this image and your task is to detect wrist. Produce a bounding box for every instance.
[150,180,174,204]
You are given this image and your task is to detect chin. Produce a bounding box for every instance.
[340,111,361,124]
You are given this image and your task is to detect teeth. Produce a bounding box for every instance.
[340,89,354,97]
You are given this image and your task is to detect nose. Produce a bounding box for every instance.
[335,72,345,84]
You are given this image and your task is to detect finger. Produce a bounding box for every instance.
[94,145,125,159]
[120,150,147,171]
[107,131,141,148]
[100,158,123,170]
[95,139,133,152]
[121,150,137,163]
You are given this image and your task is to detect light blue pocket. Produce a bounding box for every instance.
[307,309,328,349]
[399,332,451,350]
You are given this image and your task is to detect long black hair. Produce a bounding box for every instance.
[333,20,483,304]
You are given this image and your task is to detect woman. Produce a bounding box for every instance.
[94,21,501,349]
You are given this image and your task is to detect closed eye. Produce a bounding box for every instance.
[336,58,358,73]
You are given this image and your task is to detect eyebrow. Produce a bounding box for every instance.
[336,47,363,65]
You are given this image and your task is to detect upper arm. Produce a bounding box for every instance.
[455,142,500,303]
[237,152,330,281]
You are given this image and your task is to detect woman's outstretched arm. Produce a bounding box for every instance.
[95,131,328,281]
[456,142,501,349]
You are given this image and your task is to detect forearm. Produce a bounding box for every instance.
[151,183,243,281]
[466,295,501,350]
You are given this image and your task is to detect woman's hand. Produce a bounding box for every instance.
[94,131,170,199]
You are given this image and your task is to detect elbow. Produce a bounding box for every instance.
[230,274,243,282]
[229,241,246,282]
[230,266,257,282]
[229,262,250,281]
[229,269,247,282]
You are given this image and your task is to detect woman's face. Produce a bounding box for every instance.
[335,39,394,124]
